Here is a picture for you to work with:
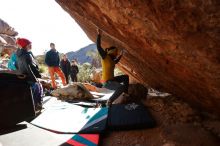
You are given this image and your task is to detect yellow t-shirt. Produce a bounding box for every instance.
[101,55,115,83]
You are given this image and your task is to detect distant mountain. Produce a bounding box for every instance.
[66,43,97,64]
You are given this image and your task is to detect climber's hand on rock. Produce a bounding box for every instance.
[120,49,124,56]
[97,28,102,35]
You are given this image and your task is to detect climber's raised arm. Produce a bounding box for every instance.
[96,29,107,59]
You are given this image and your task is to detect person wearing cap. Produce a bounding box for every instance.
[16,38,43,109]
[45,43,66,89]
[96,29,129,91]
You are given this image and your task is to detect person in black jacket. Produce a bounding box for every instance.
[45,43,66,89]
[16,39,41,82]
[60,54,71,84]
[16,38,43,108]
[70,60,79,82]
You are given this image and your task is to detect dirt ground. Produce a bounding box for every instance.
[101,94,220,146]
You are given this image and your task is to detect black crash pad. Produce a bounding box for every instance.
[108,103,156,130]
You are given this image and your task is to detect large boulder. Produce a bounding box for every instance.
[0,36,7,45]
[0,34,16,46]
[90,68,102,83]
[56,0,220,114]
[51,83,94,101]
[0,19,17,57]
[0,19,18,36]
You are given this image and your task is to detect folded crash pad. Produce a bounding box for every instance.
[0,122,73,146]
[31,97,108,133]
[108,103,156,130]
[60,134,99,146]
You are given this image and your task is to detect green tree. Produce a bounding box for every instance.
[77,62,95,82]
[86,50,101,68]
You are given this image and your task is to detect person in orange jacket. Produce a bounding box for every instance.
[45,43,66,89]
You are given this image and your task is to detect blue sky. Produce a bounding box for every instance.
[0,0,93,55]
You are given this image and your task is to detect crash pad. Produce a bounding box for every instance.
[0,122,100,146]
[108,103,156,130]
[31,97,108,133]
[60,134,99,146]
[0,122,73,146]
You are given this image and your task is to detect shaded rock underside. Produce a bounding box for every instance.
[56,0,220,114]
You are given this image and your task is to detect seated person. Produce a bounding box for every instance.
[16,38,43,110]
[8,49,17,71]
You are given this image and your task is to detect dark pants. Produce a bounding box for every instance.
[31,82,43,105]
[108,84,127,103]
[106,75,129,104]
[64,73,69,84]
[109,75,129,92]
[71,75,77,82]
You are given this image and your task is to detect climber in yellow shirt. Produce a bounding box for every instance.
[96,29,129,91]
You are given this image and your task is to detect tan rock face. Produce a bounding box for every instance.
[51,83,94,100]
[56,0,220,114]
[0,19,18,56]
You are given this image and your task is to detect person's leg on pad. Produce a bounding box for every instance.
[110,75,129,92]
